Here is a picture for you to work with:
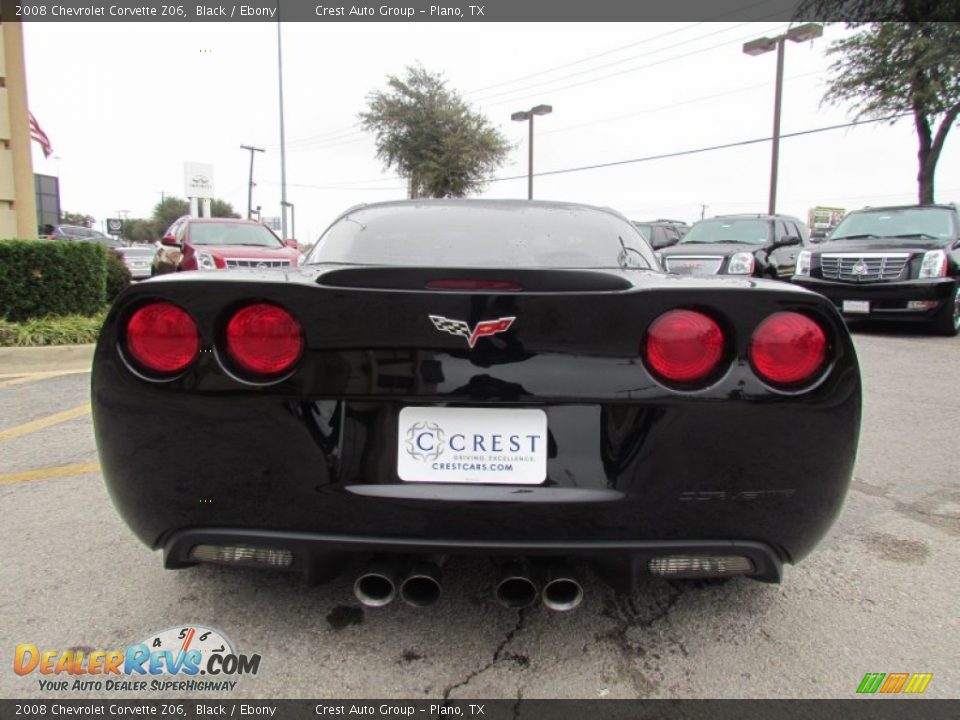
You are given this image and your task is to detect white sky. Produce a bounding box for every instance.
[22,21,960,241]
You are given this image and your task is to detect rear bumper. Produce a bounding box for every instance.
[793,276,956,320]
[163,527,784,586]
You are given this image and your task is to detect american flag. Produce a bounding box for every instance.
[29,112,52,158]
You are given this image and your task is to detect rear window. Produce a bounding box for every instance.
[308,202,656,270]
[188,222,282,247]
[680,218,772,245]
[830,207,956,240]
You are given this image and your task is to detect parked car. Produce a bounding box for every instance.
[46,224,156,280]
[151,217,299,275]
[92,199,860,607]
[792,204,960,336]
[631,219,689,249]
[657,214,810,279]
[44,224,108,241]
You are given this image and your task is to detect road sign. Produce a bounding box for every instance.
[106,218,123,235]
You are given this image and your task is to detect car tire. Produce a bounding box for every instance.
[931,282,960,337]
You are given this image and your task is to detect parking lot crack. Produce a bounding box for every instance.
[441,608,528,700]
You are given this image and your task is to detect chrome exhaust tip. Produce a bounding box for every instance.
[353,559,398,608]
[542,563,584,612]
[399,561,443,607]
[494,560,539,609]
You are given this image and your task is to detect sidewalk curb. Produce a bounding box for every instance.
[0,344,95,375]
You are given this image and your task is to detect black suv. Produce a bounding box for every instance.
[631,219,689,249]
[657,214,809,278]
[792,204,960,336]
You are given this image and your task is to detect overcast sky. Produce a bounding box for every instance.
[22,20,960,240]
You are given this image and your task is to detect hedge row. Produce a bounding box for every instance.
[0,240,120,322]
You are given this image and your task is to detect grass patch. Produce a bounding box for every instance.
[0,311,106,347]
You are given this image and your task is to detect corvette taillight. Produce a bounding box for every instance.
[125,302,199,375]
[225,303,303,377]
[644,309,725,384]
[750,312,827,386]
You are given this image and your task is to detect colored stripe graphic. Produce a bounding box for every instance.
[879,673,909,693]
[857,673,885,694]
[903,673,933,694]
[856,672,932,694]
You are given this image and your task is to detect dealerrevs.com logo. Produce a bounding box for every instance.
[14,625,261,692]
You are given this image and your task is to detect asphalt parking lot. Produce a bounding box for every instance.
[1,326,958,700]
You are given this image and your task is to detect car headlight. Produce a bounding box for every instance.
[197,252,217,271]
[795,250,812,277]
[726,252,755,275]
[918,249,947,278]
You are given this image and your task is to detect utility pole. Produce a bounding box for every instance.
[700,204,707,220]
[240,145,265,219]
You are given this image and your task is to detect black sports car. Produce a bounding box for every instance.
[792,204,960,336]
[92,200,861,610]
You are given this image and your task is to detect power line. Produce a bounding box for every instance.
[465,0,784,97]
[473,21,790,109]
[535,70,823,139]
[471,22,772,105]
[488,114,911,183]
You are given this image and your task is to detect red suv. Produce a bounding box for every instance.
[152,217,299,274]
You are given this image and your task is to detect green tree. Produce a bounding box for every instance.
[60,211,95,227]
[359,65,512,198]
[210,199,241,218]
[151,197,190,234]
[817,21,960,204]
[120,218,158,244]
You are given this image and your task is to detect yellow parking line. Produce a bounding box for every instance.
[0,462,101,485]
[0,369,90,388]
[0,403,91,442]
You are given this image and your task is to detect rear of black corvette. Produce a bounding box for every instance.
[92,200,861,608]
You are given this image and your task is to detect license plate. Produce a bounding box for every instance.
[842,300,870,314]
[397,407,547,484]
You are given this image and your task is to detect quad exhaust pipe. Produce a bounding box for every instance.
[354,557,445,608]
[356,557,583,611]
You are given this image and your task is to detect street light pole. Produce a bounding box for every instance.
[511,104,552,200]
[769,36,786,216]
[743,23,822,215]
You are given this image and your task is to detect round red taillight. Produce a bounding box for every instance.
[125,302,199,375]
[644,309,725,384]
[750,312,827,386]
[225,303,303,377]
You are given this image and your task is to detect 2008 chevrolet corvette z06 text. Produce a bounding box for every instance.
[92,200,861,610]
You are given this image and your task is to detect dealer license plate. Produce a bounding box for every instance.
[397,407,547,484]
[842,300,870,314]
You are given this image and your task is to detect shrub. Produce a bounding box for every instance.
[0,240,108,321]
[0,311,106,346]
[106,251,132,301]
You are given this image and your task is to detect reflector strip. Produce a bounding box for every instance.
[189,544,294,567]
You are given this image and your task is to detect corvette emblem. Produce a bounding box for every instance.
[429,315,515,348]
